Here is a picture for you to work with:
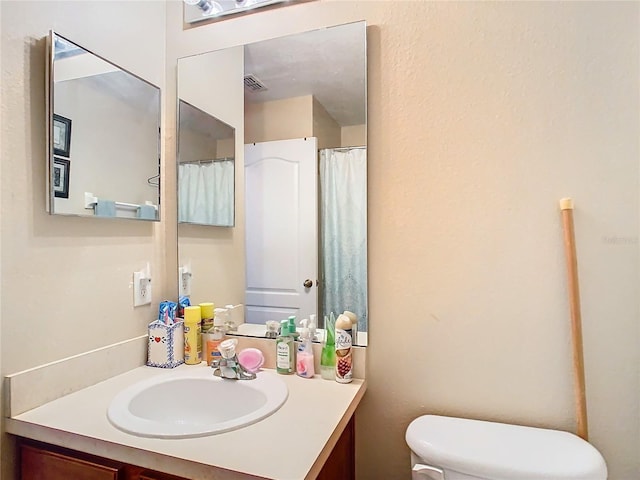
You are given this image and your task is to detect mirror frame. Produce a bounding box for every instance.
[46,31,162,221]
[176,21,368,345]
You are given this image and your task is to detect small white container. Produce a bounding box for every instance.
[147,320,184,368]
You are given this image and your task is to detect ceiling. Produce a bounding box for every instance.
[243,21,366,127]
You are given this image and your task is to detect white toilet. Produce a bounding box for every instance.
[406,415,607,480]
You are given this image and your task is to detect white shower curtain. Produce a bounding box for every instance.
[178,160,234,226]
[320,147,368,331]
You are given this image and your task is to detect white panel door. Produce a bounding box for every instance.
[244,138,318,324]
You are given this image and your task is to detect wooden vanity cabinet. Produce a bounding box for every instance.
[18,417,355,480]
[316,416,355,480]
[19,442,185,480]
[21,443,124,480]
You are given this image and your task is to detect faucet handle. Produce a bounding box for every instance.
[218,338,238,359]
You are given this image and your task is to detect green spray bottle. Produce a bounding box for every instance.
[320,313,336,380]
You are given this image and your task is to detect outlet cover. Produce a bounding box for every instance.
[133,271,152,307]
[179,266,191,297]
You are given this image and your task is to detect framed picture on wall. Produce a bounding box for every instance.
[53,157,70,198]
[53,114,72,157]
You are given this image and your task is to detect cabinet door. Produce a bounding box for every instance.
[21,444,122,480]
[138,471,189,480]
[316,416,355,480]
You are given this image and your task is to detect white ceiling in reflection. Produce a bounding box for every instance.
[243,21,366,127]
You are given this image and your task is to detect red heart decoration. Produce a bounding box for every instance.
[154,337,161,343]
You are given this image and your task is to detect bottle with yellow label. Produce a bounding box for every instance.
[199,302,215,333]
[184,306,202,365]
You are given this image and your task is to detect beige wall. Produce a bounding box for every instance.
[167,1,639,479]
[312,97,341,149]
[178,127,218,163]
[175,46,245,305]
[245,95,313,143]
[341,124,366,148]
[0,0,166,478]
[0,1,637,480]
[217,137,235,158]
[245,95,344,148]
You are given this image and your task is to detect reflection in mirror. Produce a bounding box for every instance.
[47,32,161,221]
[178,100,235,227]
[177,21,368,345]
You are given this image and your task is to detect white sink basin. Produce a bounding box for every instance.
[107,367,288,438]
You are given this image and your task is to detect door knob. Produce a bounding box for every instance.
[303,279,313,288]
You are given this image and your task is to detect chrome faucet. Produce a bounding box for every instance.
[210,339,256,380]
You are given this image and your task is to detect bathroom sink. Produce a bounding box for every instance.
[107,367,288,438]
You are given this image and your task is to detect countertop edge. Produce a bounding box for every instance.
[6,367,368,480]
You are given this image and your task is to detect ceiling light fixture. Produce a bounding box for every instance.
[183,0,294,24]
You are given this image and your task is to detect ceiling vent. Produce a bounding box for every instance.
[243,74,268,92]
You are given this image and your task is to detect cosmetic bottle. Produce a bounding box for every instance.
[320,313,336,380]
[296,323,315,379]
[276,320,295,374]
[199,302,215,334]
[183,306,202,365]
[309,314,318,342]
[203,325,225,366]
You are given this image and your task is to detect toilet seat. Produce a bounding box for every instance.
[405,415,607,480]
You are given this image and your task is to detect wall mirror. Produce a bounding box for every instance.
[46,32,161,221]
[177,21,368,345]
[178,100,235,226]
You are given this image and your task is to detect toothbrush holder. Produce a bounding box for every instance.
[147,320,185,368]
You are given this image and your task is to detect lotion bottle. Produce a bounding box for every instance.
[296,322,315,378]
[276,320,295,374]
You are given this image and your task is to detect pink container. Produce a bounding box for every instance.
[237,348,265,373]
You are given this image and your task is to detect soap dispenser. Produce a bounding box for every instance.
[309,314,318,342]
[276,320,295,374]
[296,321,315,379]
[287,315,300,340]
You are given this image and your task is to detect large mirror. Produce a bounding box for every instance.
[177,21,368,344]
[178,100,235,227]
[47,32,161,221]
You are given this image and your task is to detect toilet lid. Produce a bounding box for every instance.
[405,415,607,480]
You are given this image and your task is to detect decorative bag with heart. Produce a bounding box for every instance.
[147,320,185,368]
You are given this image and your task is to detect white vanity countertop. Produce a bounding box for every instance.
[6,363,366,480]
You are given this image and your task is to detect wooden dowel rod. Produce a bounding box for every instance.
[559,197,589,441]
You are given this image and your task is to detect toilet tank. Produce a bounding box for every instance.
[406,415,607,480]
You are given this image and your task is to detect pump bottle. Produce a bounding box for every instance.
[296,320,315,378]
[276,320,296,374]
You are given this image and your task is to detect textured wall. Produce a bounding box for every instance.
[1,1,636,479]
[0,1,166,476]
[167,1,639,478]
